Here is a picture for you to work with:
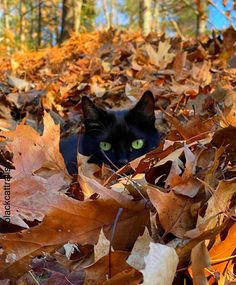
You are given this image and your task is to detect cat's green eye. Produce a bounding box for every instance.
[131,139,144,150]
[99,141,112,151]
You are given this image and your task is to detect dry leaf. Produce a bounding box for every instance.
[84,252,130,284]
[191,241,211,285]
[165,144,202,198]
[141,242,179,285]
[94,228,110,262]
[147,186,196,237]
[202,180,236,231]
[0,112,68,225]
[7,75,33,91]
[209,223,236,285]
[145,41,175,69]
[91,82,106,98]
[127,228,152,271]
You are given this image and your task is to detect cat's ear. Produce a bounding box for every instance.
[132,91,155,117]
[81,96,106,131]
[81,96,101,121]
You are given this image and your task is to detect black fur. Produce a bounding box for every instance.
[60,91,160,174]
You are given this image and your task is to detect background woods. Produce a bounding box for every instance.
[0,0,236,54]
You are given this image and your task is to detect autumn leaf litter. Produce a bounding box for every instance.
[0,29,235,284]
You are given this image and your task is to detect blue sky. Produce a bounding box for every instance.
[96,0,236,30]
[209,0,236,29]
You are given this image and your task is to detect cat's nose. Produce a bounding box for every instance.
[117,158,129,168]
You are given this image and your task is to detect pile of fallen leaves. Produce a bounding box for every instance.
[0,27,235,284]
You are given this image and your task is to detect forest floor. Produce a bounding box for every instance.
[0,28,236,285]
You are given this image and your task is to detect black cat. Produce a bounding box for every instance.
[60,91,160,174]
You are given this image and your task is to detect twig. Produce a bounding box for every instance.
[211,254,236,265]
[22,1,44,18]
[28,271,41,285]
[208,0,234,27]
[108,208,123,279]
[64,276,74,285]
[170,19,186,41]
[178,0,219,30]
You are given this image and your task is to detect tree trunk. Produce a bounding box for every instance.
[29,1,34,48]
[37,0,42,49]
[195,0,208,37]
[60,0,82,42]
[74,0,82,33]
[3,0,10,31]
[109,0,115,28]
[143,0,152,35]
[19,0,26,47]
[19,0,23,42]
[152,0,161,33]
[103,0,110,29]
[139,0,144,31]
[60,0,74,42]
[139,0,152,35]
[2,0,10,53]
[54,4,60,44]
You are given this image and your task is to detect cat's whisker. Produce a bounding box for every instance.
[103,165,127,179]
[125,178,148,202]
[100,149,120,171]
[101,150,148,202]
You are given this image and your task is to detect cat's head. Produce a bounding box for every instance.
[79,91,160,168]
